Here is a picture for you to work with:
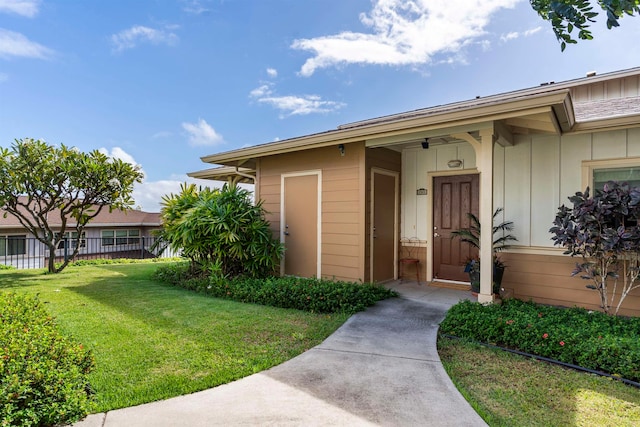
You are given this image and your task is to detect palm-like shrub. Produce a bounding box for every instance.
[450,207,517,254]
[451,208,517,293]
[154,184,283,278]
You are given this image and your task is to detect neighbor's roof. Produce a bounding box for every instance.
[0,198,161,229]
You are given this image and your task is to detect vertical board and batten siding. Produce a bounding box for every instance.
[401,125,640,315]
[498,128,640,316]
[571,75,640,101]
[401,143,476,242]
[258,143,366,282]
[498,129,640,247]
[364,147,401,282]
[401,143,475,278]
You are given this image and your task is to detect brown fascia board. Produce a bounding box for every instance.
[200,90,573,166]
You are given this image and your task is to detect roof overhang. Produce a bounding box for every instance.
[198,89,574,168]
[571,113,640,134]
[188,166,256,184]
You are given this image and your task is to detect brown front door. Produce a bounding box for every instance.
[283,173,319,277]
[372,171,397,282]
[433,174,479,282]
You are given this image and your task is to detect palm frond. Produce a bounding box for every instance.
[451,207,518,253]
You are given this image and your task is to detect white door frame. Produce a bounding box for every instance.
[280,170,322,278]
[370,168,399,281]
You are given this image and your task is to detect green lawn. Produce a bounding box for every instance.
[438,337,640,426]
[0,263,349,412]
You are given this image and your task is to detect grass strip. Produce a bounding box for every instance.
[438,336,640,427]
[0,263,349,412]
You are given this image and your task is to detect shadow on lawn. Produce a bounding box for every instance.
[62,264,198,317]
[0,268,55,289]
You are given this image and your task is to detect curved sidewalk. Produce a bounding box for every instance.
[76,283,486,426]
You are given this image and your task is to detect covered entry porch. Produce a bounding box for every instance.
[362,89,572,303]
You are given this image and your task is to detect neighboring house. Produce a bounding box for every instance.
[0,201,163,268]
[190,67,640,316]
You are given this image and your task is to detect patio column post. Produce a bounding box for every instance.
[477,128,495,304]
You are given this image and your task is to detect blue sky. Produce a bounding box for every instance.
[1,0,639,211]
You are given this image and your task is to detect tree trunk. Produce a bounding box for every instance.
[47,243,57,273]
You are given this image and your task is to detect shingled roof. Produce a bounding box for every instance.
[573,96,640,122]
[0,199,161,230]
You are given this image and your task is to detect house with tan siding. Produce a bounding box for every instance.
[0,202,162,268]
[190,67,640,316]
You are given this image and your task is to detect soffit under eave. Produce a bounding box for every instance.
[187,166,256,184]
[365,104,568,148]
[201,91,573,164]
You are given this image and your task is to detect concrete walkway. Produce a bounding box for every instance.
[75,282,486,426]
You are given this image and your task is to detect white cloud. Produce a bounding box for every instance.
[98,146,139,166]
[0,28,53,59]
[151,131,172,139]
[111,25,179,52]
[132,178,211,212]
[249,83,273,98]
[182,118,224,146]
[182,0,209,15]
[524,26,542,37]
[257,95,345,117]
[291,0,519,76]
[88,148,232,212]
[266,67,278,77]
[0,0,39,17]
[0,72,7,82]
[500,26,542,42]
[249,82,345,117]
[133,176,253,212]
[500,31,519,42]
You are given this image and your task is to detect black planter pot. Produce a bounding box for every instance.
[468,264,504,295]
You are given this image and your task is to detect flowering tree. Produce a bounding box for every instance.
[550,181,640,315]
[0,139,144,273]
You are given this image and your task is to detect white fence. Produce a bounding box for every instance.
[0,237,181,269]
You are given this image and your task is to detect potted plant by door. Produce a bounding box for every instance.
[452,208,517,295]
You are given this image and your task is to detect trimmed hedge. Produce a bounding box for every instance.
[439,299,640,382]
[1,293,95,426]
[153,262,397,314]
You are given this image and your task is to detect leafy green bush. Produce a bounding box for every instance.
[154,184,283,278]
[1,293,95,426]
[67,257,182,267]
[439,299,640,381]
[154,263,397,314]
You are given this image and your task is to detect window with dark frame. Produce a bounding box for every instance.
[0,235,26,256]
